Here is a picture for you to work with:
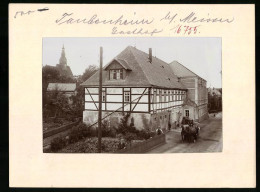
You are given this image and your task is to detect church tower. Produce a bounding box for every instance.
[59,45,67,69]
[56,45,73,78]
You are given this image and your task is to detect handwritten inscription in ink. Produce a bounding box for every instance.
[14,7,49,18]
[13,8,234,36]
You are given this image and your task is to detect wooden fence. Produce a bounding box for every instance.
[43,119,81,139]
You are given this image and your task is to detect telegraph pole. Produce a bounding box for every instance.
[98,47,103,153]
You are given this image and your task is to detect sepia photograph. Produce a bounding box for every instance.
[42,37,222,153]
[9,4,255,188]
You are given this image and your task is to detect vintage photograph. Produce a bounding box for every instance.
[42,37,222,153]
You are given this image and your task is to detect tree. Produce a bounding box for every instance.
[42,66,60,92]
[42,65,76,107]
[79,65,98,83]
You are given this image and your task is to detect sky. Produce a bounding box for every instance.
[43,37,222,88]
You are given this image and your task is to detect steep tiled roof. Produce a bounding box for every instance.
[81,46,185,89]
[47,83,76,92]
[169,60,206,81]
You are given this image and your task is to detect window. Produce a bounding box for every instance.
[124,91,130,102]
[110,69,123,80]
[161,91,164,102]
[154,90,157,103]
[185,110,189,117]
[102,91,106,102]
[159,90,162,103]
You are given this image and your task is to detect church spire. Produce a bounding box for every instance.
[59,45,67,67]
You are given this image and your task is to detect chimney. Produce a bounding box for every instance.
[149,48,152,63]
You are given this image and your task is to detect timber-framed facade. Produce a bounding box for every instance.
[81,46,208,131]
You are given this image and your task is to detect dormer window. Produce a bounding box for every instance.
[109,69,123,80]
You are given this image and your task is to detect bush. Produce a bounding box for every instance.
[101,120,117,138]
[68,123,92,144]
[101,120,110,137]
[117,113,130,134]
[68,127,83,144]
[109,127,117,138]
[50,136,66,152]
[96,142,106,152]
[137,129,151,140]
[124,132,136,146]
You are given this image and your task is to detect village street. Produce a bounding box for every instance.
[146,112,222,153]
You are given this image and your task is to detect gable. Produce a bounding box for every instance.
[169,60,206,82]
[105,60,125,70]
[104,58,132,71]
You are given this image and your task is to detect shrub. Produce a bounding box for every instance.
[68,127,81,144]
[90,128,97,137]
[124,132,136,146]
[109,127,117,138]
[150,131,156,138]
[101,120,110,137]
[68,123,92,144]
[101,120,117,138]
[96,142,106,152]
[137,129,151,140]
[117,113,130,134]
[50,136,66,152]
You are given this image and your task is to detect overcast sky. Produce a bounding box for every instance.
[43,37,222,88]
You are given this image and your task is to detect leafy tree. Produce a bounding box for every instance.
[43,64,97,121]
[79,65,98,83]
[42,65,75,106]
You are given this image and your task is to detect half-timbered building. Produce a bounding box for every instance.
[81,46,204,131]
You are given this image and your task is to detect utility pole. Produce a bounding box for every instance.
[98,47,103,153]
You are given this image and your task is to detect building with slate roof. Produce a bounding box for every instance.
[81,46,207,131]
[47,83,76,93]
[169,61,208,122]
[47,83,77,104]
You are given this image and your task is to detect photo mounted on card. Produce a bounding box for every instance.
[42,37,221,154]
[9,4,255,188]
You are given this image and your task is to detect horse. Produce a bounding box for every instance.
[181,124,200,143]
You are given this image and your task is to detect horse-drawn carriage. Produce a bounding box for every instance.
[181,117,200,143]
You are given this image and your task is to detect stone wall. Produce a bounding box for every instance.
[116,134,166,153]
